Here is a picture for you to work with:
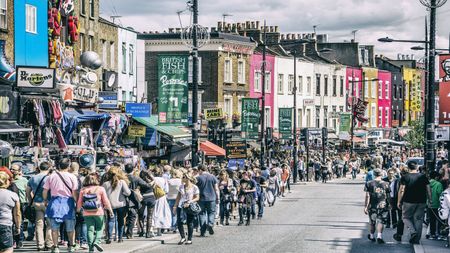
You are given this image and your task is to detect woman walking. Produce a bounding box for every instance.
[0,171,21,253]
[173,174,199,245]
[137,170,156,238]
[151,167,172,236]
[102,167,131,244]
[77,173,113,253]
[218,170,234,226]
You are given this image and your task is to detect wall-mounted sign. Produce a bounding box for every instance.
[303,99,315,107]
[73,86,98,103]
[279,108,293,139]
[16,66,55,89]
[98,91,118,109]
[241,98,260,139]
[128,125,146,137]
[339,113,351,133]
[226,140,247,159]
[204,108,223,121]
[0,87,18,121]
[126,103,152,118]
[222,43,253,55]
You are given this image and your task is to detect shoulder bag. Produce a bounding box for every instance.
[24,175,47,223]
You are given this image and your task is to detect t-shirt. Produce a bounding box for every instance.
[365,180,390,209]
[196,173,218,202]
[13,176,28,204]
[239,179,256,199]
[167,178,183,200]
[43,171,78,198]
[178,184,199,208]
[400,172,430,204]
[27,173,49,203]
[77,186,111,217]
[0,189,19,226]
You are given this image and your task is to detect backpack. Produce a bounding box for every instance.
[82,187,100,210]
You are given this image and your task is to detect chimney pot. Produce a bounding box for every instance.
[168,28,174,33]
[256,21,260,29]
[251,21,255,29]
[275,26,279,33]
[245,21,251,29]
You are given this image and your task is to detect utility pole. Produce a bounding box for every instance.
[350,70,355,160]
[424,17,429,166]
[293,51,298,183]
[191,0,199,167]
[260,20,267,168]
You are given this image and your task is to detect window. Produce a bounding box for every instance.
[79,33,85,52]
[0,0,6,29]
[378,107,383,127]
[340,77,344,96]
[264,72,271,93]
[121,43,127,73]
[265,107,271,128]
[25,4,37,33]
[288,75,294,94]
[371,104,376,127]
[298,76,303,95]
[372,80,377,99]
[224,58,232,83]
[385,107,389,127]
[385,81,389,99]
[254,71,261,92]
[122,90,127,101]
[364,78,369,98]
[306,109,311,127]
[339,106,344,112]
[188,57,202,84]
[101,40,107,69]
[277,74,284,94]
[332,106,337,130]
[89,0,94,18]
[224,97,232,119]
[378,81,383,99]
[129,44,134,75]
[298,109,302,127]
[307,76,312,95]
[238,60,245,84]
[237,97,243,117]
[394,84,397,99]
[315,106,321,128]
[323,106,328,128]
[110,42,114,70]
[88,36,93,51]
[332,76,337,96]
[316,74,321,96]
[324,76,329,96]
[81,0,86,15]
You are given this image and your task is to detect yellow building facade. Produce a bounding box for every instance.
[362,68,378,128]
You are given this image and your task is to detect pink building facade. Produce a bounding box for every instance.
[249,52,276,128]
[377,70,392,128]
[346,67,363,111]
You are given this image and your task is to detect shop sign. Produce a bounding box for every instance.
[339,113,351,133]
[354,99,368,123]
[303,99,315,107]
[222,43,253,55]
[125,103,151,117]
[99,91,118,109]
[439,54,450,126]
[435,127,450,141]
[0,88,18,121]
[16,67,55,89]
[279,108,293,139]
[128,125,146,137]
[226,140,247,159]
[241,98,260,139]
[158,55,189,125]
[204,108,223,121]
[73,86,98,103]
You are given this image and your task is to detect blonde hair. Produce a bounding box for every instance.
[106,166,129,189]
[0,171,10,188]
[171,169,183,179]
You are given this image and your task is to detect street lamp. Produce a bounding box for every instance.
[378,37,428,44]
[411,45,450,52]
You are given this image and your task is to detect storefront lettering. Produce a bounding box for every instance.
[20,71,53,86]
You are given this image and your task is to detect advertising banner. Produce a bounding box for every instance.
[126,103,152,118]
[241,98,260,139]
[279,108,293,139]
[0,87,18,121]
[16,67,55,89]
[204,108,223,121]
[158,55,189,125]
[439,54,450,125]
[226,140,247,159]
[339,113,352,132]
[354,99,368,123]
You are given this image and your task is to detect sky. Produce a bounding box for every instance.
[100,0,450,59]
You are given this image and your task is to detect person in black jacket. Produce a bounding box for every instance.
[393,167,408,242]
[124,164,152,239]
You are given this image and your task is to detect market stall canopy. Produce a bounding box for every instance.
[0,121,32,133]
[328,133,339,139]
[200,141,226,157]
[353,136,365,143]
[62,110,110,143]
[133,117,191,140]
[376,139,406,146]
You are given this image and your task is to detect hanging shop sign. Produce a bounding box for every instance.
[73,85,98,103]
[439,83,450,125]
[125,103,151,118]
[157,55,189,125]
[438,54,450,83]
[279,108,293,139]
[204,108,223,121]
[339,113,351,133]
[128,125,146,137]
[241,98,260,139]
[226,140,247,159]
[98,91,118,109]
[354,99,368,123]
[0,88,18,121]
[16,66,56,89]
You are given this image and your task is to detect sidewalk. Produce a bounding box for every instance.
[414,226,449,253]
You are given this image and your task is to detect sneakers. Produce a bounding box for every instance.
[377,238,385,244]
[409,233,419,244]
[80,243,89,249]
[393,233,402,242]
[51,247,60,253]
[207,226,214,235]
[367,234,375,242]
[68,244,79,253]
[178,238,186,245]
[93,243,104,252]
[185,240,192,245]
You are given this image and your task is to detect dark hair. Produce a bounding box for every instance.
[430,170,440,180]
[125,164,134,174]
[443,160,449,165]
[407,161,418,171]
[58,158,71,171]
[198,164,208,172]
[83,173,100,187]
[39,161,51,171]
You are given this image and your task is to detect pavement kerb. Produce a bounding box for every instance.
[413,243,425,253]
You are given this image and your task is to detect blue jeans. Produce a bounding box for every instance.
[198,201,216,234]
[167,199,177,230]
[107,207,127,240]
[257,191,265,217]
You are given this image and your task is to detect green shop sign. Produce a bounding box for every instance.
[279,108,293,139]
[241,98,260,139]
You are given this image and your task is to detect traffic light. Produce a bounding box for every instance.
[208,128,215,142]
[322,127,328,147]
[300,128,308,145]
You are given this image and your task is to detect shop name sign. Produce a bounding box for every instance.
[128,125,146,137]
[222,43,253,55]
[226,140,247,159]
[73,86,98,103]
[16,67,56,89]
[303,99,315,107]
[204,108,223,120]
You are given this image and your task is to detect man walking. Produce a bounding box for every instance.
[397,161,432,244]
[196,164,219,236]
[364,168,390,244]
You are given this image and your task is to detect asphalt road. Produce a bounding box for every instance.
[146,177,414,253]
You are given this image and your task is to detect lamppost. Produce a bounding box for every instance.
[260,21,267,168]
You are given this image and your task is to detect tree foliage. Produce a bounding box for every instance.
[404,118,425,149]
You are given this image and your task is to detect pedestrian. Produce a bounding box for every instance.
[364,168,390,244]
[102,166,131,244]
[137,170,156,238]
[77,173,114,253]
[427,170,444,240]
[173,173,199,245]
[10,164,28,249]
[218,170,234,226]
[151,167,172,235]
[393,167,408,242]
[238,171,256,226]
[397,161,432,244]
[0,171,21,253]
[253,169,267,219]
[196,164,219,236]
[167,169,183,232]
[42,158,79,253]
[438,179,450,247]
[26,161,53,251]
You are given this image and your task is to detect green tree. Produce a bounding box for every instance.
[404,118,425,149]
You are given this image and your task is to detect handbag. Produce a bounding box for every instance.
[24,175,47,223]
[153,183,166,199]
[185,202,201,216]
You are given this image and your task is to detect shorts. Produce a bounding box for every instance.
[368,208,389,225]
[0,225,13,250]
[49,218,76,232]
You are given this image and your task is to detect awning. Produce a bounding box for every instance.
[0,122,32,133]
[62,110,110,143]
[328,133,339,139]
[353,136,365,143]
[200,141,225,156]
[133,117,191,140]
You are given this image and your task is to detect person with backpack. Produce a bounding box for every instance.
[77,173,113,253]
[26,161,53,251]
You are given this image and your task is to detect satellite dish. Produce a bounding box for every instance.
[107,73,116,87]
[80,51,102,70]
